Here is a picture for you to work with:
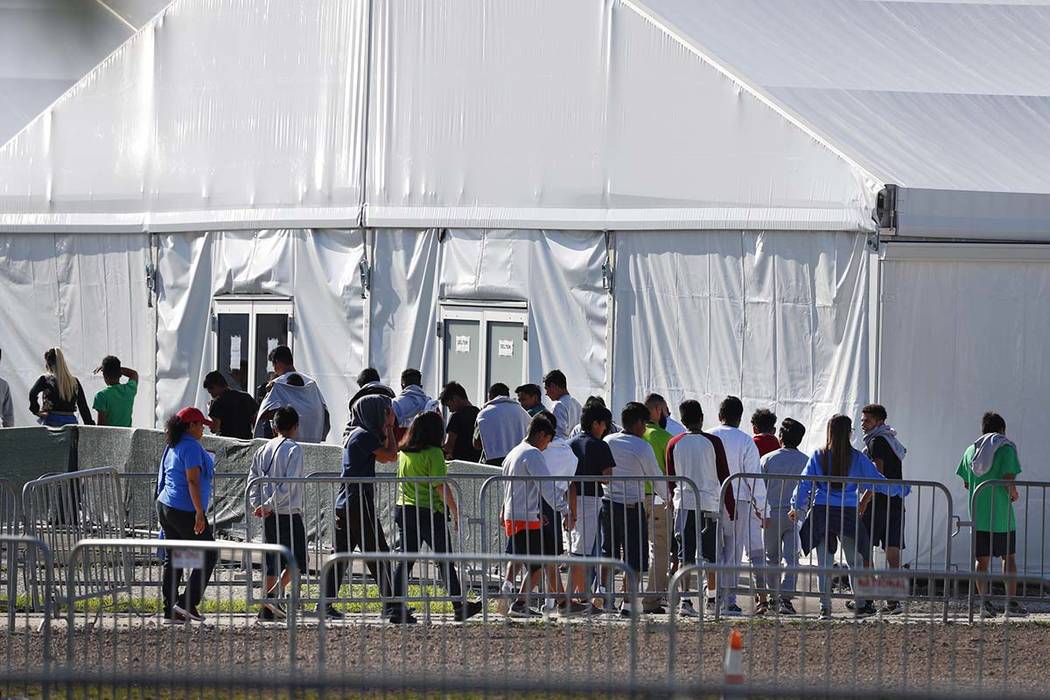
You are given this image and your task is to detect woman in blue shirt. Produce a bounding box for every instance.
[790,415,895,620]
[156,407,217,624]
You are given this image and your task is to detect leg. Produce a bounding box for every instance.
[351,488,396,599]
[392,506,421,601]
[427,509,462,599]
[184,521,218,610]
[840,534,869,608]
[263,514,280,596]
[780,523,800,599]
[645,495,670,601]
[815,544,833,609]
[156,503,188,615]
[1004,554,1018,599]
[322,509,352,600]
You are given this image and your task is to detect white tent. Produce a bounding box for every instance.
[1,0,1048,570]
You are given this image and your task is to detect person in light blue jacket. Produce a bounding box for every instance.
[789,414,900,620]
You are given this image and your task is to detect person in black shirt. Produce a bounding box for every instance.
[860,403,908,615]
[29,348,93,427]
[567,404,616,600]
[203,371,259,440]
[438,381,481,463]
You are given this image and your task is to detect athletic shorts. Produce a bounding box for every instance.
[600,500,648,574]
[675,509,718,564]
[540,501,565,556]
[862,494,905,550]
[571,495,603,556]
[975,530,1016,558]
[506,527,547,572]
[263,513,307,579]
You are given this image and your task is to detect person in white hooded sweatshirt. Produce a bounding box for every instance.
[709,396,766,615]
[254,346,330,443]
[475,384,531,466]
[391,368,440,430]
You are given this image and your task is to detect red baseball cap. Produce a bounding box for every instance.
[176,406,213,427]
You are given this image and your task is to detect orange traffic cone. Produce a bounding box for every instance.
[724,628,745,685]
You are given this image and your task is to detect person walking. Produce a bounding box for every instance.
[255,346,330,443]
[248,406,307,621]
[641,395,675,613]
[393,411,483,621]
[321,394,413,623]
[203,370,258,439]
[155,407,218,624]
[543,370,582,440]
[514,383,544,417]
[475,384,531,466]
[392,368,440,431]
[568,404,616,606]
[957,412,1026,618]
[789,415,896,620]
[29,348,94,427]
[0,348,14,427]
[349,368,396,413]
[710,397,764,615]
[759,418,808,615]
[438,381,481,463]
[646,393,686,437]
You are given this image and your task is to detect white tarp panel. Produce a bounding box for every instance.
[0,0,368,231]
[613,230,871,450]
[364,0,877,231]
[0,232,153,426]
[154,230,365,439]
[879,243,1050,573]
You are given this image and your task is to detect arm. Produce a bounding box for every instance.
[373,421,399,463]
[122,366,139,383]
[96,411,108,426]
[472,419,483,451]
[790,456,816,513]
[322,407,331,441]
[76,381,94,425]
[665,436,678,502]
[709,435,735,520]
[210,417,223,435]
[1,385,13,427]
[28,376,46,416]
[185,466,207,534]
[640,447,668,500]
[443,429,458,459]
[436,485,459,523]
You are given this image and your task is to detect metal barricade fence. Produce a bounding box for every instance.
[122,471,250,539]
[1,534,52,699]
[243,476,468,606]
[317,551,639,691]
[0,479,20,534]
[666,562,1041,697]
[477,474,703,610]
[719,472,955,618]
[21,467,130,611]
[62,538,298,678]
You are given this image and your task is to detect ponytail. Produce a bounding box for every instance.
[44,348,77,403]
[165,414,188,448]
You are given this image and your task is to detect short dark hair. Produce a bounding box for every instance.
[679,400,704,428]
[581,405,612,433]
[751,408,777,434]
[488,383,510,399]
[357,367,381,387]
[779,418,806,449]
[861,404,887,421]
[542,369,567,390]
[527,415,556,439]
[982,412,1007,435]
[538,409,558,434]
[514,383,541,399]
[268,345,293,367]
[643,393,666,408]
[273,405,299,433]
[719,396,744,425]
[202,370,228,390]
[401,368,423,387]
[439,381,469,404]
[400,411,445,452]
[621,402,649,431]
[285,373,305,386]
[583,395,607,410]
[101,355,122,380]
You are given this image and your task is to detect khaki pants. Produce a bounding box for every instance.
[645,494,670,598]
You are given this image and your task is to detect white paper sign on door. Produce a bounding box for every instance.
[498,339,514,358]
[267,337,279,355]
[455,336,471,353]
[230,335,242,369]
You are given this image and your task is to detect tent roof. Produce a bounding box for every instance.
[1,0,1048,238]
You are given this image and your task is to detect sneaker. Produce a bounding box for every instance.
[818,607,832,621]
[778,600,797,616]
[705,598,717,615]
[557,601,588,617]
[1006,601,1029,618]
[585,604,606,616]
[261,600,287,620]
[679,601,701,618]
[509,600,541,618]
[386,607,418,624]
[980,601,998,619]
[454,600,484,622]
[618,603,635,618]
[172,604,203,623]
[318,605,345,621]
[845,600,857,611]
[853,602,877,619]
[722,603,743,617]
[163,609,189,625]
[258,607,276,621]
[880,601,903,616]
[642,602,667,615]
[753,601,769,616]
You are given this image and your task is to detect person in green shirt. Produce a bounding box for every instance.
[957,411,1025,618]
[92,356,138,427]
[392,411,482,621]
[641,394,674,612]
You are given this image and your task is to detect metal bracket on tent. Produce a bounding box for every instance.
[358,257,371,298]
[436,320,443,339]
[866,229,881,253]
[144,263,157,308]
[602,260,614,293]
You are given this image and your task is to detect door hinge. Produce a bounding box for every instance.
[522,325,528,342]
[436,320,443,338]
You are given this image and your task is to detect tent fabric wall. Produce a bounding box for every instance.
[154,229,365,439]
[0,232,153,427]
[878,243,1050,573]
[612,230,871,452]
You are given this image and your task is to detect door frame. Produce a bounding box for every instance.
[211,295,294,393]
[438,301,528,404]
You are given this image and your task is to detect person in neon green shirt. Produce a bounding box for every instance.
[957,411,1024,618]
[641,394,674,612]
[92,356,138,427]
[393,411,481,621]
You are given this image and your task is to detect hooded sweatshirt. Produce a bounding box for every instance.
[391,385,440,428]
[254,372,328,443]
[476,396,531,462]
[971,433,1017,477]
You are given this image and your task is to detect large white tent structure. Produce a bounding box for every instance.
[1,0,1049,570]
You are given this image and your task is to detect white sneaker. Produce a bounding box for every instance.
[497,582,514,615]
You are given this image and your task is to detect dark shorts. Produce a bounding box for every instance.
[862,494,905,550]
[540,501,565,556]
[675,509,718,564]
[975,530,1016,558]
[600,500,648,574]
[506,528,547,572]
[263,513,307,578]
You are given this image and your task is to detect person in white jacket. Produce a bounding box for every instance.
[475,384,531,465]
[709,396,766,615]
[248,406,306,620]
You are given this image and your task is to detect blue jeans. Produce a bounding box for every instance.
[815,535,869,609]
[40,414,77,428]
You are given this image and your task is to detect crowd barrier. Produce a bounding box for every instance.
[0,479,19,534]
[1,535,52,699]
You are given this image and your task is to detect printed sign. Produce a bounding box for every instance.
[172,548,205,571]
[498,339,514,358]
[267,337,279,355]
[230,335,242,369]
[455,335,471,353]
